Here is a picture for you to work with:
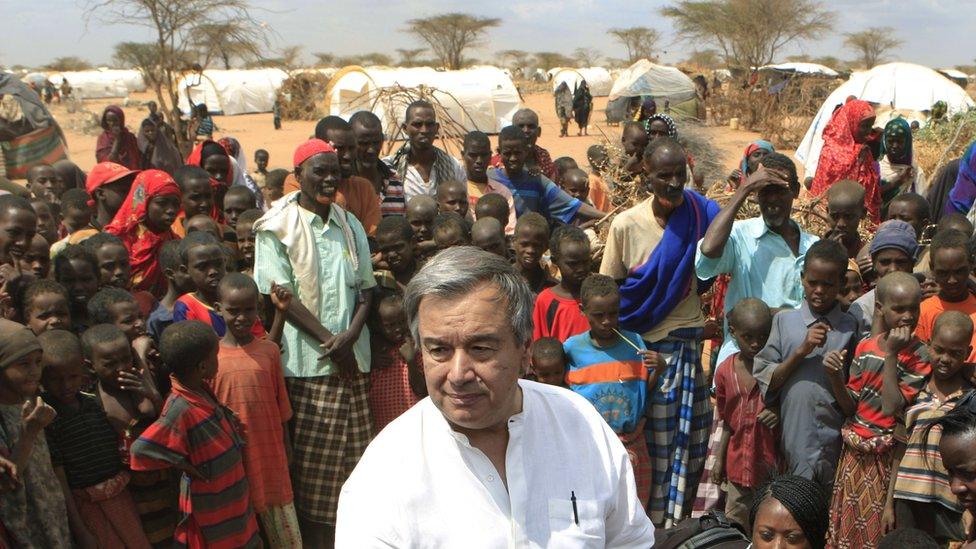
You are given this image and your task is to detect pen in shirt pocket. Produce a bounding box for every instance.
[571,491,579,525]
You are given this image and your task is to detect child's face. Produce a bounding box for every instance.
[222,193,253,230]
[886,201,927,240]
[434,226,467,250]
[94,243,131,289]
[203,155,230,185]
[561,174,590,202]
[0,207,37,265]
[145,195,180,233]
[376,232,415,274]
[235,222,255,268]
[219,287,259,342]
[555,240,591,289]
[41,354,88,405]
[261,185,283,205]
[877,286,921,332]
[827,200,864,239]
[498,138,528,175]
[0,350,43,401]
[62,205,92,232]
[183,244,227,299]
[472,230,508,258]
[583,292,620,340]
[621,128,649,157]
[406,207,435,241]
[514,227,548,270]
[182,177,215,219]
[108,300,147,341]
[462,141,491,180]
[88,337,134,390]
[255,153,269,172]
[839,270,863,310]
[30,201,59,244]
[931,247,971,302]
[59,258,99,312]
[801,258,843,315]
[26,292,71,335]
[928,328,972,381]
[729,315,771,361]
[376,299,407,343]
[437,187,468,219]
[873,249,913,279]
[531,355,566,387]
[28,166,63,204]
[18,234,50,279]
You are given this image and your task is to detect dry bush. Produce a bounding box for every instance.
[279,72,329,121]
[913,110,976,177]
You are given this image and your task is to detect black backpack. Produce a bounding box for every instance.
[653,511,751,549]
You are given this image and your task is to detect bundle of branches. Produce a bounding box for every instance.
[913,110,976,178]
[279,72,329,121]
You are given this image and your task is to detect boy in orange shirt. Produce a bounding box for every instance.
[916,229,976,342]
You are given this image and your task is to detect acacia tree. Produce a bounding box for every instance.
[85,0,268,151]
[191,22,265,69]
[498,49,530,71]
[396,48,427,67]
[405,13,500,70]
[573,48,602,67]
[607,27,660,64]
[844,27,901,69]
[313,52,334,67]
[686,49,721,69]
[661,0,833,71]
[45,57,93,71]
[533,52,574,71]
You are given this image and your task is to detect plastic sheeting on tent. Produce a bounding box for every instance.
[549,67,613,96]
[795,62,975,177]
[324,65,521,134]
[177,68,288,116]
[759,62,839,78]
[608,60,698,103]
[46,69,146,99]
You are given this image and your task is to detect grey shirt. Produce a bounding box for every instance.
[753,301,858,485]
[847,289,876,340]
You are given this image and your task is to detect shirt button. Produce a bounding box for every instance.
[487,475,494,482]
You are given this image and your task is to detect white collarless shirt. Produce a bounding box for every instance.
[336,380,654,548]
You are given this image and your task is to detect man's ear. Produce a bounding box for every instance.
[214,301,222,314]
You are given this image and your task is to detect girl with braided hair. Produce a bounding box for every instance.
[936,389,976,546]
[749,474,829,549]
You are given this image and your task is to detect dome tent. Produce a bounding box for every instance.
[324,65,521,134]
[47,69,146,99]
[548,67,613,97]
[177,68,289,116]
[605,60,699,122]
[795,62,975,177]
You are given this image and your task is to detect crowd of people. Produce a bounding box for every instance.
[0,86,975,549]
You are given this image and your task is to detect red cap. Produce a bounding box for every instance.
[86,162,137,196]
[293,139,335,168]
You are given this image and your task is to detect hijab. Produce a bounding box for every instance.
[137,119,182,175]
[739,140,775,187]
[95,105,142,170]
[881,118,913,166]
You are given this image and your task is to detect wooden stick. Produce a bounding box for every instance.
[612,328,644,354]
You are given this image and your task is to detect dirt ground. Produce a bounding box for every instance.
[52,91,764,179]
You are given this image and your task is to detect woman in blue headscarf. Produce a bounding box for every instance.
[726,140,775,191]
[880,117,926,212]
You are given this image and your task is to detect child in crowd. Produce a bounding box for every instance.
[825,180,867,258]
[513,212,555,294]
[39,329,151,548]
[405,196,438,259]
[529,337,566,387]
[893,311,973,545]
[753,239,858,487]
[85,232,158,316]
[223,186,257,231]
[262,168,288,207]
[172,166,218,238]
[174,232,264,338]
[53,244,100,334]
[563,274,667,507]
[130,321,261,547]
[916,229,976,342]
[148,240,192,343]
[620,121,650,180]
[840,260,864,311]
[252,149,270,190]
[191,103,216,141]
[88,288,147,341]
[431,212,470,250]
[31,199,60,244]
[532,225,592,341]
[559,169,593,205]
[20,234,51,279]
[26,163,63,205]
[463,131,516,233]
[21,279,71,334]
[211,274,300,546]
[235,209,262,276]
[368,290,425,433]
[0,319,72,547]
[825,272,931,547]
[848,220,918,337]
[374,216,418,291]
[435,180,470,220]
[475,192,514,235]
[470,217,508,259]
[711,298,780,532]
[552,156,578,187]
[585,144,612,212]
[50,189,94,258]
[885,193,930,250]
[0,196,38,283]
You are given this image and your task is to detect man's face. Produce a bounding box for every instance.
[418,282,527,431]
[352,123,383,167]
[95,176,134,216]
[297,153,341,206]
[643,147,687,208]
[513,113,541,146]
[403,107,438,151]
[462,141,492,180]
[499,138,528,175]
[327,129,359,179]
[757,184,795,231]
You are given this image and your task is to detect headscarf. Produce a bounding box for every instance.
[219,136,264,209]
[810,99,881,224]
[881,118,913,166]
[186,139,232,222]
[105,170,181,295]
[137,118,182,175]
[95,105,142,170]
[0,319,40,370]
[644,113,678,138]
[946,141,976,215]
[637,97,657,121]
[739,140,775,186]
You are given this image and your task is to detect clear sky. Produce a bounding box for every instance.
[1,0,973,69]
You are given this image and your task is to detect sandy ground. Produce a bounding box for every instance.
[51,91,762,178]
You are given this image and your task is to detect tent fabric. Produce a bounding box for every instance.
[177,69,288,116]
[795,62,975,177]
[549,67,613,97]
[759,62,839,77]
[46,69,146,99]
[608,60,698,104]
[324,65,521,134]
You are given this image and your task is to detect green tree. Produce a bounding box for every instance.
[843,27,902,69]
[44,57,93,71]
[405,13,501,70]
[607,27,660,64]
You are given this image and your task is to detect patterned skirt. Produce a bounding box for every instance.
[619,418,652,508]
[286,373,372,526]
[644,328,712,528]
[826,428,896,548]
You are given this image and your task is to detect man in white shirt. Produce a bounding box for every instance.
[384,100,466,202]
[336,246,654,548]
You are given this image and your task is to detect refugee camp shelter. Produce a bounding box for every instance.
[938,68,970,88]
[548,67,613,96]
[46,69,146,99]
[605,60,699,122]
[759,62,839,78]
[177,68,289,116]
[324,65,521,134]
[795,62,975,176]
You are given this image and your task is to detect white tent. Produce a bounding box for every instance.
[938,68,970,81]
[177,69,288,115]
[324,65,521,133]
[759,62,839,78]
[549,67,613,96]
[46,69,146,99]
[795,62,975,176]
[608,60,698,103]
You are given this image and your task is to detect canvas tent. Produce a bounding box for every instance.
[795,62,975,176]
[177,68,288,116]
[324,65,521,134]
[605,60,699,122]
[549,67,613,97]
[46,69,146,99]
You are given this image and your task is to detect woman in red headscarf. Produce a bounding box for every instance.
[96,105,142,170]
[105,169,182,296]
[811,99,881,223]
